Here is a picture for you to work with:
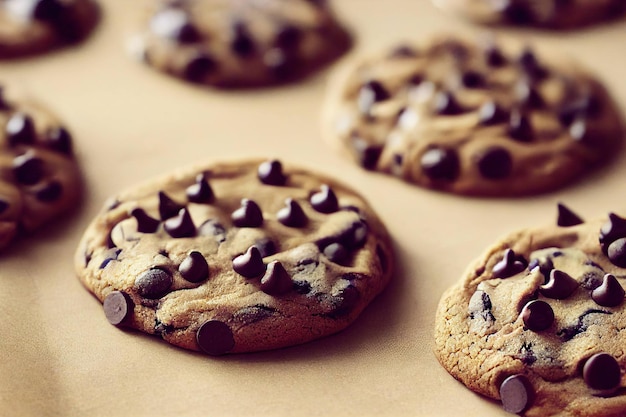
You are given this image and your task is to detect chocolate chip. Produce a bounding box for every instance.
[521,300,554,332]
[260,261,292,296]
[293,280,312,294]
[478,101,508,125]
[323,242,349,264]
[264,48,296,80]
[485,45,506,67]
[515,81,544,109]
[258,160,286,186]
[476,146,513,180]
[582,353,621,394]
[599,213,626,254]
[232,198,263,227]
[310,185,338,214]
[34,180,62,202]
[158,191,184,220]
[45,127,72,154]
[178,251,209,283]
[608,238,626,268]
[591,274,625,307]
[253,238,276,258]
[557,203,583,227]
[499,375,534,414]
[351,135,382,170]
[330,284,359,317]
[164,208,196,238]
[540,269,579,299]
[508,109,533,142]
[0,199,9,215]
[461,70,485,89]
[12,153,44,185]
[150,8,200,43]
[103,291,134,326]
[569,117,590,142]
[130,208,160,233]
[231,22,255,57]
[186,174,214,203]
[518,48,547,80]
[277,198,307,228]
[502,3,535,25]
[135,267,173,299]
[183,53,216,83]
[196,320,235,356]
[6,113,36,147]
[358,81,390,114]
[30,0,65,20]
[493,249,527,278]
[420,147,460,182]
[558,94,600,126]
[274,25,301,50]
[432,91,463,115]
[528,257,554,282]
[232,246,265,278]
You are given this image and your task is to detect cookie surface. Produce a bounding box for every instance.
[74,159,393,355]
[0,84,82,251]
[435,206,626,416]
[323,34,623,197]
[0,0,100,59]
[432,0,626,29]
[130,0,352,88]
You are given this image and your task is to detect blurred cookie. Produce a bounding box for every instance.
[323,34,623,196]
[130,0,352,88]
[0,83,82,250]
[75,159,393,355]
[0,0,100,58]
[432,0,626,29]
[435,204,626,416]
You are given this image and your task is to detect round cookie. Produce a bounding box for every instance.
[0,0,100,59]
[74,159,393,355]
[435,204,626,416]
[432,0,626,30]
[129,0,352,88]
[0,83,82,251]
[322,34,623,197]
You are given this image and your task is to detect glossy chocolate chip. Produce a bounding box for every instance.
[420,147,460,182]
[196,320,235,355]
[499,375,534,414]
[493,249,527,278]
[34,180,62,202]
[103,291,134,326]
[264,48,295,80]
[461,70,485,89]
[323,242,349,264]
[232,198,263,227]
[274,25,302,50]
[559,94,600,126]
[521,300,554,332]
[6,113,36,147]
[258,160,286,186]
[178,251,209,283]
[183,53,216,83]
[528,257,554,282]
[351,136,382,170]
[508,109,533,142]
[232,246,266,278]
[158,191,185,220]
[150,8,200,43]
[478,101,508,125]
[557,203,583,227]
[12,153,44,185]
[260,261,292,296]
[164,208,196,238]
[135,268,173,299]
[600,213,626,254]
[432,91,463,115]
[515,81,544,109]
[45,127,72,154]
[476,146,513,180]
[253,238,277,258]
[591,274,625,307]
[540,270,579,299]
[0,199,9,215]
[130,208,160,233]
[310,185,338,214]
[582,353,621,393]
[608,238,626,268]
[277,198,307,228]
[186,174,214,203]
[358,81,390,113]
[231,22,255,57]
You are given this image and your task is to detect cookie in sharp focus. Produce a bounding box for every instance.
[322,33,623,196]
[74,159,393,355]
[431,0,626,30]
[0,0,100,59]
[129,0,352,88]
[0,83,82,251]
[435,203,626,416]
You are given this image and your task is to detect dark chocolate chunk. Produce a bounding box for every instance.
[557,203,583,227]
[253,237,277,258]
[521,300,554,332]
[258,160,286,186]
[260,261,292,296]
[582,353,621,393]
[35,180,62,202]
[358,81,390,113]
[135,267,173,299]
[476,146,513,180]
[6,113,36,147]
[150,8,200,43]
[45,127,72,154]
[277,198,307,228]
[461,70,485,89]
[230,22,255,57]
[599,213,626,254]
[196,320,235,356]
[591,274,624,307]
[508,109,533,142]
[274,25,302,50]
[432,91,463,115]
[608,238,626,268]
[186,174,214,203]
[158,191,185,220]
[478,100,508,125]
[293,280,312,294]
[178,251,209,283]
[0,199,9,215]
[323,242,349,264]
[310,185,338,214]
[493,249,527,278]
[351,135,382,170]
[130,208,160,233]
[232,246,266,278]
[164,208,196,238]
[231,198,263,228]
[103,291,134,326]
[12,153,44,185]
[499,375,534,415]
[183,53,217,83]
[420,147,460,182]
[540,269,579,299]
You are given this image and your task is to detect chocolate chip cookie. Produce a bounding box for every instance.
[130,0,352,88]
[322,34,623,196]
[435,204,626,416]
[432,0,626,29]
[74,159,393,355]
[0,83,82,251]
[0,0,100,59]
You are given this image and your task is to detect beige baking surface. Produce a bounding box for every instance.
[1,1,625,416]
